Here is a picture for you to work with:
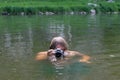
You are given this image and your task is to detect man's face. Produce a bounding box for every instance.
[56,44,64,50]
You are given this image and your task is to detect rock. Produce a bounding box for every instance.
[45,12,55,15]
[38,11,44,15]
[90,9,96,15]
[109,55,115,57]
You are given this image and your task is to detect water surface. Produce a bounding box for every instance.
[0,14,120,80]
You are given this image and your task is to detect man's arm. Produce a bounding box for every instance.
[69,51,91,63]
[35,51,48,60]
[76,51,91,63]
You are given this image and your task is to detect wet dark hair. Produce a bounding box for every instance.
[49,37,68,50]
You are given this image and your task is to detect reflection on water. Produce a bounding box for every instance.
[86,14,104,54]
[4,27,33,59]
[47,19,65,38]
[0,15,120,80]
[46,18,72,42]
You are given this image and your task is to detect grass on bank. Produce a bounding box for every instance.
[0,1,91,15]
[99,2,120,13]
[0,1,119,15]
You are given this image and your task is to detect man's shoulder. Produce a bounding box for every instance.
[66,50,79,56]
[37,51,48,55]
[68,50,79,53]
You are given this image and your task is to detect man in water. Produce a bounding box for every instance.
[36,37,91,63]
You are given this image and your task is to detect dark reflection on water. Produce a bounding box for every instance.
[0,15,120,80]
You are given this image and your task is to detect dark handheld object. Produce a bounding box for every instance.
[55,48,64,58]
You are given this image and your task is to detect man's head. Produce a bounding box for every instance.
[49,37,68,50]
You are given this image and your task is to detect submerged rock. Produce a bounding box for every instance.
[109,55,115,57]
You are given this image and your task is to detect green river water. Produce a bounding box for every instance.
[0,14,120,80]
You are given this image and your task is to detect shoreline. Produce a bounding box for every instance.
[0,1,120,15]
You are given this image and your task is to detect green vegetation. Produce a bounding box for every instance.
[99,2,120,13]
[0,0,119,15]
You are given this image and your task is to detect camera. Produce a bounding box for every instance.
[54,48,64,58]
